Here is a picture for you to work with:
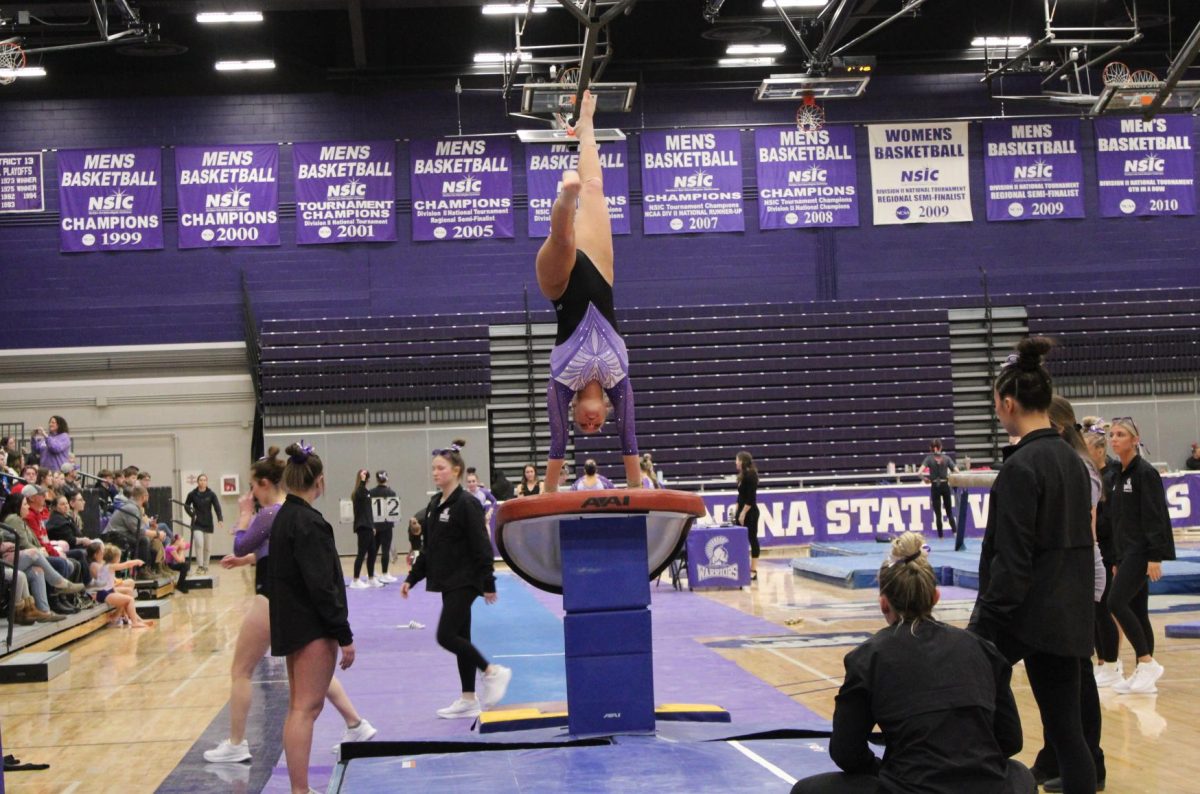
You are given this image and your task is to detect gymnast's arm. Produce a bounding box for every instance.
[544,380,575,493]
[605,378,643,489]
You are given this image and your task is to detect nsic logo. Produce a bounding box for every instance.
[900,168,939,183]
[1013,162,1053,180]
[88,191,134,212]
[442,177,482,194]
[327,181,366,199]
[1124,154,1165,175]
[206,188,251,208]
[787,166,828,184]
[674,170,714,189]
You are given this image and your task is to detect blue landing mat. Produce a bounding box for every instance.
[793,543,981,589]
[1165,621,1200,638]
[334,734,837,793]
[1148,561,1200,595]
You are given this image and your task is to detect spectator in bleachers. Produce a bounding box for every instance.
[1,435,17,460]
[735,450,760,581]
[969,337,1096,794]
[349,469,379,589]
[59,463,81,501]
[86,541,152,629]
[369,470,399,584]
[2,564,62,623]
[106,484,167,576]
[137,470,152,487]
[515,464,542,497]
[490,469,514,501]
[45,494,92,587]
[0,490,85,599]
[790,533,1034,794]
[94,469,116,515]
[163,534,191,593]
[18,485,82,585]
[919,439,958,540]
[464,468,497,535]
[184,474,223,574]
[639,456,659,489]
[1186,442,1200,471]
[572,459,613,490]
[31,416,72,473]
[641,452,666,486]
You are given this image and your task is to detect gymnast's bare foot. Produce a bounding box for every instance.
[570,89,596,139]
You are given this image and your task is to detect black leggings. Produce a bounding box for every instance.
[167,559,191,592]
[1108,554,1153,658]
[792,760,1036,794]
[930,482,956,538]
[1095,562,1120,663]
[437,587,489,693]
[353,527,377,579]
[743,506,760,559]
[374,526,393,574]
[1032,657,1106,782]
[993,631,1096,794]
[65,548,92,586]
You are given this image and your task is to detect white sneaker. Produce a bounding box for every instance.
[478,665,512,707]
[1114,660,1164,694]
[203,739,251,763]
[332,718,378,753]
[349,578,369,590]
[436,698,482,719]
[377,573,398,583]
[368,576,384,588]
[397,620,425,630]
[1094,660,1124,688]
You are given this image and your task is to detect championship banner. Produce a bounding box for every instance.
[755,126,858,229]
[639,128,745,235]
[175,144,280,248]
[867,121,972,225]
[983,119,1085,222]
[526,140,630,237]
[0,151,43,213]
[699,472,1200,547]
[57,147,163,252]
[410,137,514,241]
[293,140,396,245]
[1094,116,1195,217]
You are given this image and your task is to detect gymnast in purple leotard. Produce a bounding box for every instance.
[535,90,641,492]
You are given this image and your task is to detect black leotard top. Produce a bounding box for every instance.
[553,250,617,344]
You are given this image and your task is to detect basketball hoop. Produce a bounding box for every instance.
[0,42,26,86]
[795,93,825,133]
[1102,61,1130,86]
[1130,69,1158,85]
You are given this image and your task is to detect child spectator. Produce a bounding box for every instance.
[164,535,192,593]
[87,541,153,629]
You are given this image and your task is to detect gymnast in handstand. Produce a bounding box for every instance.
[536,89,641,492]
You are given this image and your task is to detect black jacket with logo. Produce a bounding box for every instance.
[405,485,495,594]
[1110,454,1176,563]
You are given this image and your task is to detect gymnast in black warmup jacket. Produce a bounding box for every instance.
[792,532,1034,794]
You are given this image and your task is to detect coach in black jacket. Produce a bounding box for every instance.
[969,337,1096,794]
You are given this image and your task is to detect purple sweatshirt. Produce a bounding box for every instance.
[32,432,72,472]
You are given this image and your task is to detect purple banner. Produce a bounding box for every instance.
[57,147,163,253]
[698,472,1200,546]
[176,144,279,248]
[755,126,858,229]
[293,140,396,245]
[640,129,745,235]
[983,119,1085,221]
[0,152,43,213]
[526,141,630,237]
[1095,116,1195,217]
[410,138,513,241]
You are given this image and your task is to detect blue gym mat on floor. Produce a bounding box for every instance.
[794,539,981,589]
[1164,621,1200,638]
[333,734,837,793]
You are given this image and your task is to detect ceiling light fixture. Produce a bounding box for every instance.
[762,1,829,9]
[719,57,777,67]
[0,65,46,78]
[971,36,1033,48]
[196,11,264,24]
[473,52,522,64]
[214,59,276,71]
[482,3,549,15]
[726,44,787,55]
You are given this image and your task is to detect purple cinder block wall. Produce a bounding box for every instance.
[1,74,1197,349]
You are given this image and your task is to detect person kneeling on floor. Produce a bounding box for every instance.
[791,532,1035,794]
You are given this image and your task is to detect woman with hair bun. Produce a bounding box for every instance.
[969,337,1097,794]
[269,442,360,794]
[791,532,1033,794]
[402,440,511,720]
[205,446,374,769]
